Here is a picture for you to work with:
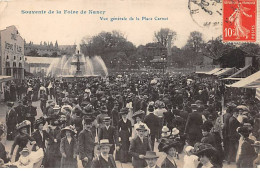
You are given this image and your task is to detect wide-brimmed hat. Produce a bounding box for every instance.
[136,124,147,131]
[7,102,14,107]
[171,128,180,136]
[61,125,77,135]
[16,120,31,130]
[143,151,159,159]
[19,147,30,155]
[162,140,179,153]
[162,126,169,133]
[193,143,217,156]
[132,110,145,119]
[237,105,249,111]
[99,139,112,147]
[83,105,94,115]
[53,105,61,110]
[119,107,129,115]
[34,117,46,129]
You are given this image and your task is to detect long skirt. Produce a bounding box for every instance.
[61,156,77,168]
[118,130,131,163]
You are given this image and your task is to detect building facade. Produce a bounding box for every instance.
[0,25,24,80]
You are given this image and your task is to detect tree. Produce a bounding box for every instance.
[240,43,260,56]
[185,31,204,53]
[81,30,136,69]
[154,28,177,48]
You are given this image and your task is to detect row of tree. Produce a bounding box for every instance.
[80,28,260,69]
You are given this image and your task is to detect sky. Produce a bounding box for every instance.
[0,0,223,48]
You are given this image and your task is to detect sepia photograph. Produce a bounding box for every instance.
[0,0,259,168]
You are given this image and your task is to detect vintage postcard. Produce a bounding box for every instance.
[0,0,260,168]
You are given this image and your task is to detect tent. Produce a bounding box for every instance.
[0,75,13,83]
[226,70,260,88]
[205,68,222,75]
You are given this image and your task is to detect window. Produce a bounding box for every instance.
[13,62,16,67]
[6,62,10,67]
[14,56,16,60]
[19,63,22,68]
[6,55,9,59]
[20,57,22,60]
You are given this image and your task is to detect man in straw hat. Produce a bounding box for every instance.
[129,124,151,168]
[91,139,117,168]
[78,117,95,168]
[98,116,119,155]
[144,151,160,168]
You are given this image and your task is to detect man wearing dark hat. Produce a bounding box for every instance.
[144,105,160,150]
[6,102,17,140]
[201,121,216,147]
[25,100,37,133]
[184,104,203,146]
[14,100,27,124]
[98,116,119,155]
[144,151,160,168]
[79,117,95,168]
[129,124,151,168]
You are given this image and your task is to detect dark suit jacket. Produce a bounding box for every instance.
[223,112,232,138]
[32,130,53,150]
[236,138,258,168]
[129,136,151,168]
[91,154,116,168]
[6,108,17,127]
[184,111,203,135]
[98,125,118,146]
[144,113,160,135]
[14,105,26,123]
[228,116,241,141]
[78,129,95,160]
[161,157,177,168]
[26,105,37,118]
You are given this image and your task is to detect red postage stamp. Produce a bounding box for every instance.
[223,0,257,42]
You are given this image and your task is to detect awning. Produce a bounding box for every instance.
[205,68,222,75]
[213,68,237,76]
[228,65,252,78]
[226,70,260,88]
[222,78,242,81]
[0,75,13,82]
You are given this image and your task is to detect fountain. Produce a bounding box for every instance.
[46,45,108,81]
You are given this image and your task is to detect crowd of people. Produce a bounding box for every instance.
[0,72,260,168]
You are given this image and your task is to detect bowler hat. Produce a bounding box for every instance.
[119,107,129,115]
[136,124,147,131]
[143,151,159,159]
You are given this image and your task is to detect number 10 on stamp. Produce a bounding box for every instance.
[223,0,257,42]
